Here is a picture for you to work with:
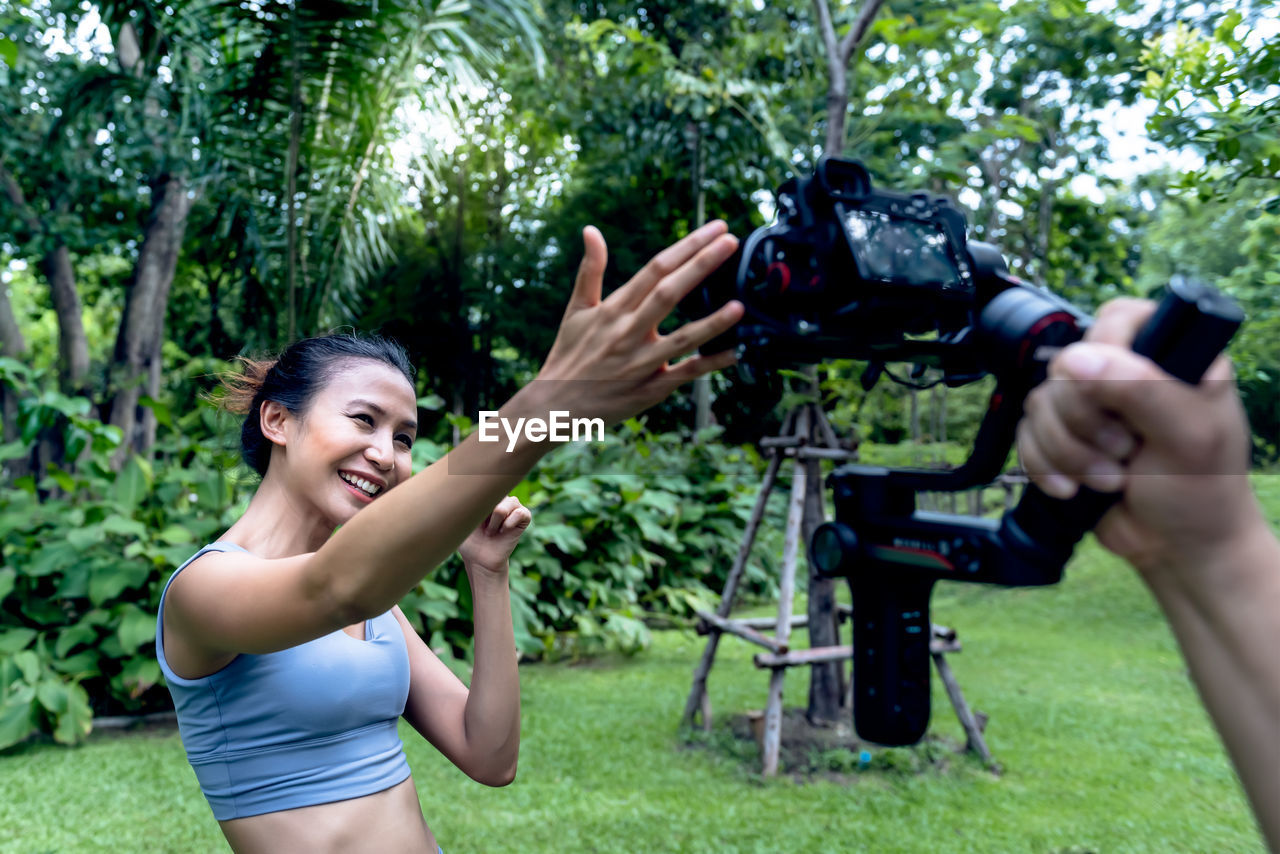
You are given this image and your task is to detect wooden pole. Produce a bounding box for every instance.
[762,408,811,775]
[681,410,796,729]
[932,650,995,768]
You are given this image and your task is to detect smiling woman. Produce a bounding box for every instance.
[160,334,474,852]
[151,221,745,854]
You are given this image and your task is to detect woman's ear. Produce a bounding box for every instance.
[259,400,292,448]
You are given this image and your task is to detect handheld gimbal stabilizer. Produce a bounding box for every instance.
[698,157,1244,746]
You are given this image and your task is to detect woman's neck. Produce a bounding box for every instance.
[220,473,335,558]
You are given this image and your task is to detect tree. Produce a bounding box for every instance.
[1142,3,1280,196]
[0,0,543,465]
[801,0,887,725]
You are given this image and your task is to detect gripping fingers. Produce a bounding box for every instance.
[1086,298,1156,347]
[1034,374,1138,462]
[1016,418,1080,500]
[503,505,532,534]
[485,495,523,535]
[1021,383,1130,493]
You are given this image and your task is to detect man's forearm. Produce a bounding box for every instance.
[1143,520,1280,850]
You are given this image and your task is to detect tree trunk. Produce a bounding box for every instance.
[285,3,303,342]
[44,242,91,393]
[808,0,886,724]
[1037,178,1058,288]
[0,276,25,363]
[0,280,28,477]
[0,165,90,393]
[108,174,194,466]
[812,0,886,158]
[448,168,466,447]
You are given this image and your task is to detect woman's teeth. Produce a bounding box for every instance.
[339,472,381,496]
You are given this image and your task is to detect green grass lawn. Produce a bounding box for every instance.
[6,480,1279,852]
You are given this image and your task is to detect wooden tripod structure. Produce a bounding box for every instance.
[680,402,994,775]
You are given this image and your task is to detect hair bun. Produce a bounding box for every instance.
[211,357,278,416]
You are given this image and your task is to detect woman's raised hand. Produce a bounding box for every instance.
[533,221,744,425]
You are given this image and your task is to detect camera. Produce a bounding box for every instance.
[697,157,1243,746]
[699,156,1081,384]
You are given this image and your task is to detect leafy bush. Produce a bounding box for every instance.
[0,360,242,750]
[403,419,787,665]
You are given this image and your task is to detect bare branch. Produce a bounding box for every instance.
[812,0,840,65]
[839,0,887,66]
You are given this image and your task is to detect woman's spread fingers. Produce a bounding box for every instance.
[654,300,744,363]
[657,347,739,393]
[628,234,739,333]
[609,222,731,312]
[565,226,609,315]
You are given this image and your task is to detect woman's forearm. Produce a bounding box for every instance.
[1142,519,1280,850]
[313,383,556,620]
[459,566,521,784]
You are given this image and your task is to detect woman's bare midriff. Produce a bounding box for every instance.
[217,776,436,854]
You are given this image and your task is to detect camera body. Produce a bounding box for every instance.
[707,157,1020,380]
[699,157,1242,747]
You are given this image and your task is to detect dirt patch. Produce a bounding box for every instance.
[684,707,992,783]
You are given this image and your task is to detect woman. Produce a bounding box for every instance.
[156,223,744,853]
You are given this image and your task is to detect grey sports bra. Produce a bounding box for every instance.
[156,542,412,820]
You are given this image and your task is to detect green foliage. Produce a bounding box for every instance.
[2,358,783,745]
[1142,5,1280,195]
[0,367,242,750]
[1134,177,1280,461]
[404,421,785,667]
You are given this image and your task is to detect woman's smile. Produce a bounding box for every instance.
[338,469,385,503]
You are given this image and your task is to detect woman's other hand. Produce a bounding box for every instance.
[458,495,532,575]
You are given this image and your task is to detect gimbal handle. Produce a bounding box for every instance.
[1000,277,1245,568]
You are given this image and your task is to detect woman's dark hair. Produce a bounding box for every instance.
[213,332,415,477]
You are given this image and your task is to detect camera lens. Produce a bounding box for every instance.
[811,522,857,576]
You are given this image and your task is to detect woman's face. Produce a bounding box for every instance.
[269,359,418,527]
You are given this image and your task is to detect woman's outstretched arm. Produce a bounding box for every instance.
[165,223,743,660]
